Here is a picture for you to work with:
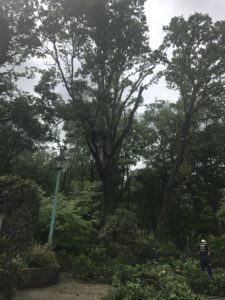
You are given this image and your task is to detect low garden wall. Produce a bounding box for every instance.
[18,268,59,289]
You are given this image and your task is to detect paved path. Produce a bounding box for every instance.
[14,280,110,300]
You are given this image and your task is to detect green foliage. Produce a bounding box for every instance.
[39,195,96,249]
[182,259,212,294]
[176,258,225,296]
[0,176,41,299]
[217,201,225,229]
[103,262,200,300]
[153,239,181,262]
[71,247,113,282]
[67,237,181,284]
[37,181,100,249]
[0,0,54,177]
[0,176,41,252]
[103,278,157,300]
[164,13,225,98]
[154,12,225,240]
[35,0,159,216]
[0,95,53,175]
[101,209,181,263]
[0,0,36,67]
[101,208,139,244]
[24,244,59,270]
[211,268,225,296]
[0,239,22,300]
[112,263,135,283]
[13,149,56,194]
[72,254,94,280]
[207,235,225,267]
[100,208,143,262]
[70,180,102,224]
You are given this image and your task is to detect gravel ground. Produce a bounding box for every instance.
[14,280,110,300]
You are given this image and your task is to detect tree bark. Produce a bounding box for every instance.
[102,168,115,216]
[0,214,4,232]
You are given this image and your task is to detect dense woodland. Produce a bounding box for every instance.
[2,0,225,299]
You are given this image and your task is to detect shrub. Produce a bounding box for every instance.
[101,208,139,244]
[103,262,200,300]
[89,247,113,282]
[71,247,113,282]
[207,235,225,267]
[25,244,59,269]
[101,211,181,264]
[112,263,135,283]
[182,259,211,294]
[37,189,98,251]
[100,208,149,263]
[0,176,41,300]
[56,250,75,272]
[212,268,225,296]
[153,240,181,261]
[0,239,22,300]
[104,277,157,300]
[72,254,94,280]
[0,176,41,252]
[177,258,225,296]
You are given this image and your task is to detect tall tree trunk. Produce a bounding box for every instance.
[81,160,84,190]
[102,166,115,216]
[0,214,4,232]
[155,104,194,240]
[90,159,95,182]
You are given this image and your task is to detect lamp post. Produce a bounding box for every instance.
[48,148,67,244]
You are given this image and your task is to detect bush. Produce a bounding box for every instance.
[0,176,41,252]
[100,211,181,264]
[72,254,94,280]
[182,259,211,294]
[183,258,225,296]
[101,209,139,244]
[153,240,181,261]
[89,247,113,282]
[25,244,59,270]
[112,263,135,283]
[0,176,41,300]
[37,187,99,251]
[212,268,225,296]
[56,250,75,272]
[103,262,200,300]
[0,241,22,300]
[103,277,157,300]
[207,235,225,267]
[100,208,152,263]
[71,247,113,282]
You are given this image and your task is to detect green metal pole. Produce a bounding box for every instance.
[48,169,61,244]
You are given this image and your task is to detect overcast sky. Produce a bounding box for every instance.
[141,0,225,108]
[18,0,225,110]
[145,0,225,49]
